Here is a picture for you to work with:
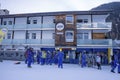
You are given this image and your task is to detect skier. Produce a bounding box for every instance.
[118,51,120,73]
[111,54,117,73]
[57,48,64,68]
[36,50,42,64]
[81,51,86,68]
[27,48,33,68]
[41,51,46,65]
[96,53,101,70]
[24,49,28,64]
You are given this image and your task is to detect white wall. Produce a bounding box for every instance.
[14,31,26,39]
[15,17,27,24]
[43,16,55,24]
[42,31,54,39]
[92,15,108,22]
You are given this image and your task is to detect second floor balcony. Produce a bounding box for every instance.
[77,22,112,30]
[77,39,112,47]
[1,39,55,46]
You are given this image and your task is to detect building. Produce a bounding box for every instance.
[0,10,113,63]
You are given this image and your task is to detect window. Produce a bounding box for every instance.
[84,19,88,23]
[77,19,88,23]
[27,20,30,24]
[77,19,83,23]
[33,20,37,24]
[3,21,7,25]
[66,15,74,24]
[7,33,11,39]
[65,31,74,42]
[8,21,12,25]
[26,33,30,39]
[32,33,36,39]
[77,33,89,39]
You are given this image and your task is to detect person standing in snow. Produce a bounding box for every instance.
[57,48,64,68]
[96,53,101,70]
[110,53,117,73]
[36,50,42,64]
[81,51,86,68]
[27,48,33,68]
[117,51,120,73]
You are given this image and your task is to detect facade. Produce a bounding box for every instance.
[0,10,113,63]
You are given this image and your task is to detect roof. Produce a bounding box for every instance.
[0,10,112,18]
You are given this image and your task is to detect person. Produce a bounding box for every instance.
[111,54,117,73]
[118,51,120,73]
[36,50,42,64]
[96,53,101,70]
[41,51,46,65]
[81,51,86,68]
[24,49,28,64]
[27,48,33,68]
[57,48,64,68]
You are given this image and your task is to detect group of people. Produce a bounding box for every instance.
[24,48,64,68]
[78,51,102,70]
[24,47,120,73]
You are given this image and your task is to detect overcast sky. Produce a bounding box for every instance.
[0,0,119,14]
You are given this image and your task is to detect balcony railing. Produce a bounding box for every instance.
[42,23,55,28]
[77,22,112,29]
[14,24,27,29]
[26,39,41,44]
[27,24,41,29]
[0,25,14,30]
[1,39,55,45]
[77,39,112,46]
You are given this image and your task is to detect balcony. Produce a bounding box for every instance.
[26,39,41,44]
[27,24,41,29]
[41,39,55,46]
[0,25,14,30]
[77,39,112,47]
[1,39,12,45]
[77,22,112,29]
[12,39,26,44]
[42,23,55,30]
[14,24,27,30]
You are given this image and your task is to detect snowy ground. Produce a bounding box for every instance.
[0,60,120,80]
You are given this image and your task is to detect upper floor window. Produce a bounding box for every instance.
[33,20,37,24]
[77,19,88,23]
[7,33,11,39]
[66,15,74,24]
[32,33,36,39]
[8,21,12,25]
[3,21,7,25]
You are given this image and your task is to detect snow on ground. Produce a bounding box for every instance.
[0,60,120,80]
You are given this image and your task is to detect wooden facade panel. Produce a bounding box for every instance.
[55,15,77,46]
[92,33,105,39]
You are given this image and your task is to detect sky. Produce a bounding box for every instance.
[0,0,119,14]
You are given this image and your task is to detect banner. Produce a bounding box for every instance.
[0,28,8,44]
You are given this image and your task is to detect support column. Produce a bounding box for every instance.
[108,48,113,63]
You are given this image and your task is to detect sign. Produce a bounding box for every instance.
[56,23,64,31]
[0,28,8,43]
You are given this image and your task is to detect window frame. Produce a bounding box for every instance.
[65,30,74,42]
[66,15,74,24]
[32,33,36,39]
